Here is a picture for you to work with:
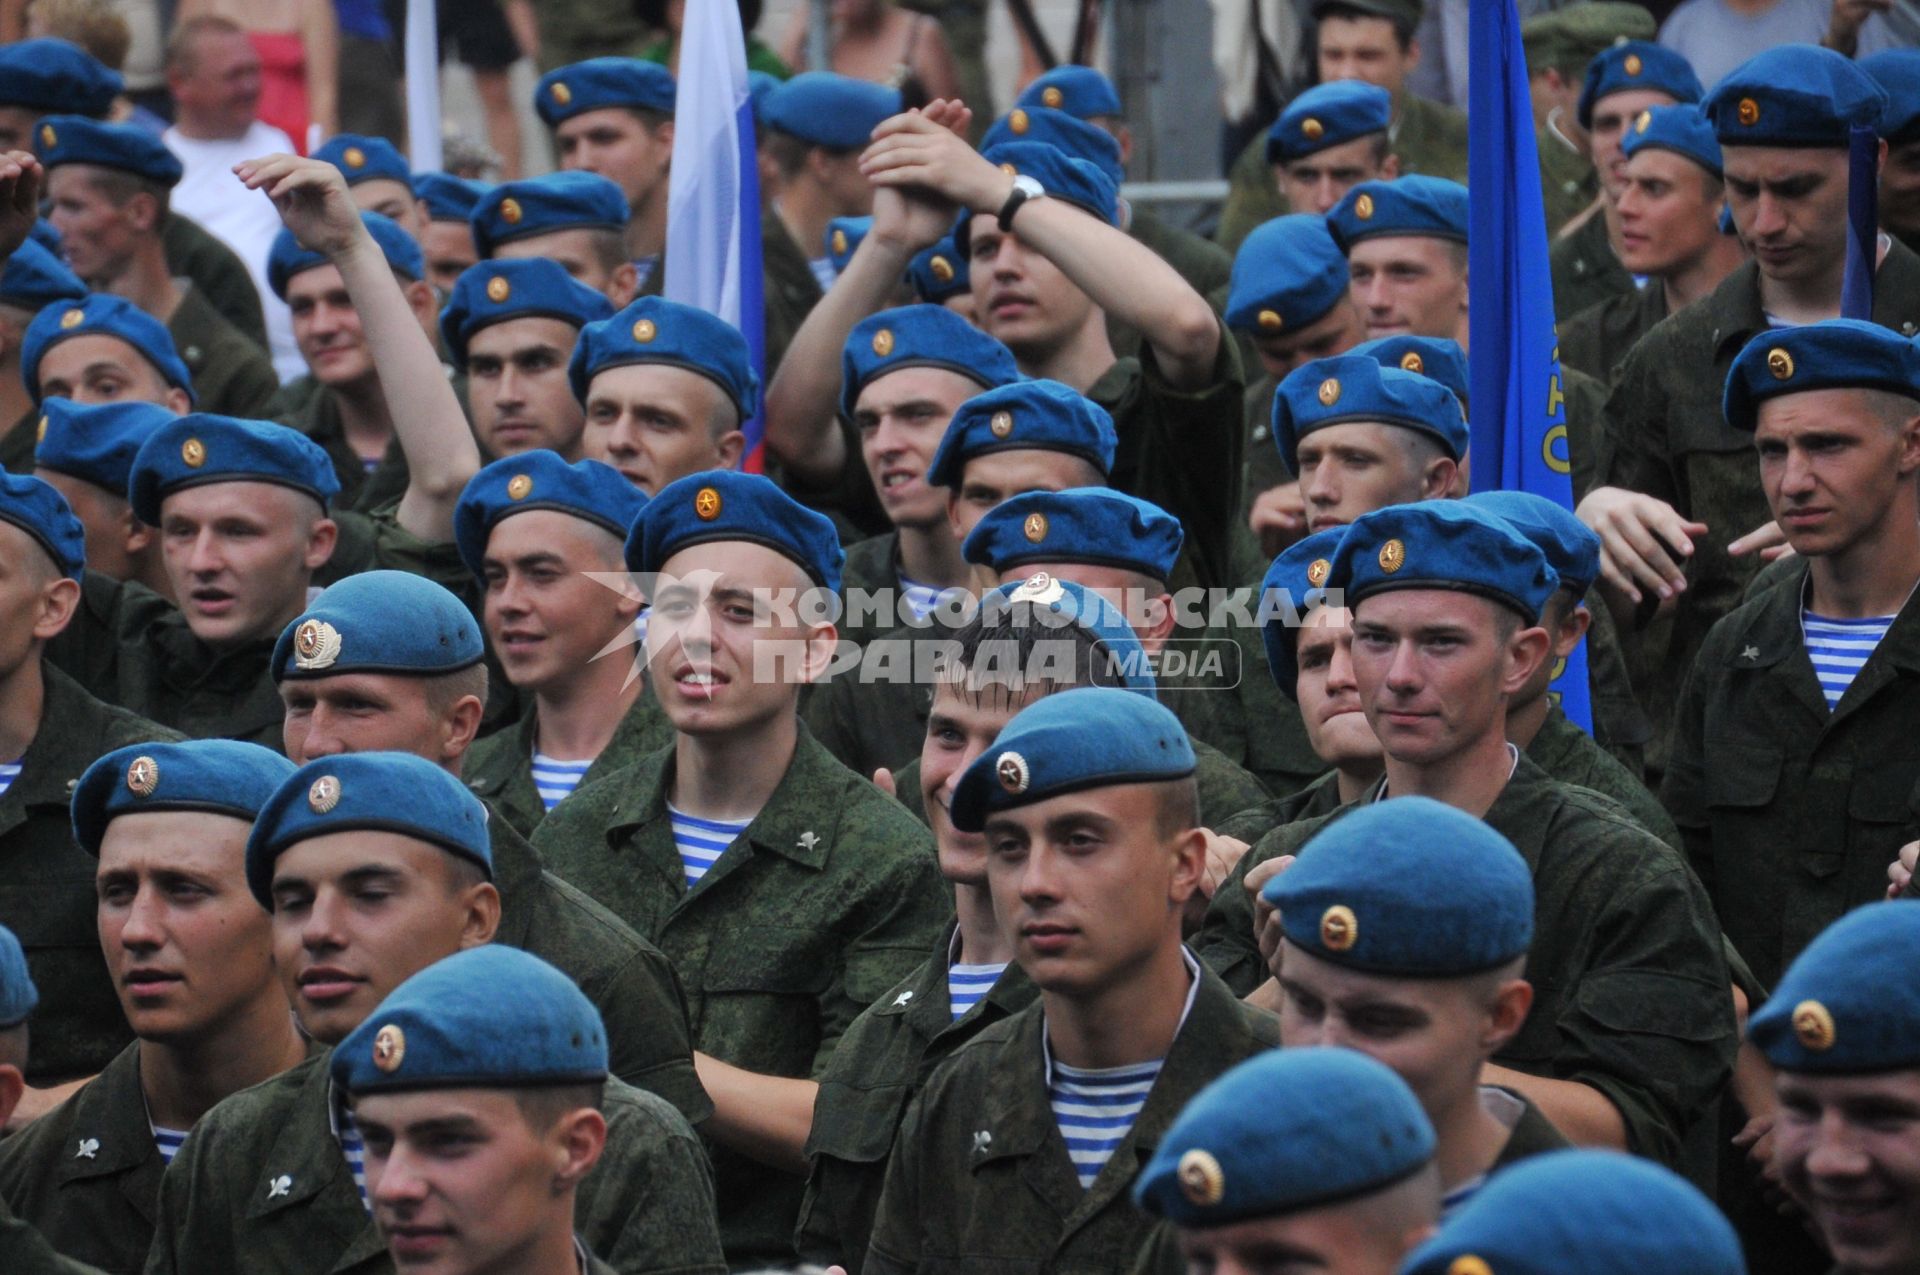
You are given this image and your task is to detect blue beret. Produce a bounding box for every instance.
[1267,80,1392,164]
[0,470,85,579]
[334,946,608,1095]
[625,469,844,592]
[455,452,646,581]
[27,219,62,256]
[536,57,676,127]
[840,304,1019,420]
[1326,176,1469,251]
[1014,65,1123,120]
[1400,1150,1744,1275]
[1225,214,1350,337]
[269,213,423,301]
[440,258,613,369]
[0,923,36,1030]
[568,296,759,420]
[984,573,1157,695]
[1704,45,1887,148]
[1259,526,1348,700]
[0,39,121,115]
[1329,499,1561,623]
[1135,1048,1434,1225]
[273,570,484,682]
[1862,49,1920,141]
[1724,319,1920,433]
[0,239,87,314]
[413,171,491,223]
[129,413,341,526]
[957,142,1119,247]
[1576,41,1702,129]
[1466,489,1601,598]
[1347,335,1469,408]
[1265,797,1535,974]
[36,115,181,185]
[951,686,1193,831]
[471,171,629,257]
[825,215,871,274]
[746,71,782,124]
[1272,354,1468,475]
[1622,103,1722,177]
[963,486,1184,583]
[982,107,1124,185]
[760,72,900,149]
[906,233,970,304]
[23,294,194,406]
[33,397,172,498]
[1750,901,1920,1073]
[72,740,297,856]
[927,379,1116,488]
[246,752,493,909]
[312,134,411,188]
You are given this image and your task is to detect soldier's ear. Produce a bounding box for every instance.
[0,1060,22,1129]
[553,1107,607,1189]
[1501,622,1552,698]
[33,574,80,642]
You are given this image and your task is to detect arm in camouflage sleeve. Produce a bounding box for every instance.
[861,1090,931,1275]
[1660,637,1717,897]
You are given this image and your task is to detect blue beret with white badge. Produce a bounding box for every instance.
[1621,103,1722,178]
[272,570,485,682]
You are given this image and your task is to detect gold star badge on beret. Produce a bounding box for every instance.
[1257,309,1283,332]
[1400,351,1424,374]
[694,485,722,520]
[39,123,54,149]
[872,327,894,357]
[1301,117,1324,141]
[1447,1258,1494,1275]
[1792,999,1836,1051]
[308,775,342,814]
[500,197,523,225]
[1737,97,1760,127]
[1307,558,1331,587]
[1042,86,1063,108]
[486,275,511,303]
[930,255,955,283]
[996,751,1030,793]
[59,307,84,330]
[1378,538,1406,574]
[1624,52,1643,76]
[1000,161,1019,177]
[125,756,159,797]
[1177,1149,1225,1206]
[1354,193,1375,220]
[551,81,572,106]
[1023,511,1048,543]
[293,619,343,672]
[832,228,848,255]
[632,317,657,343]
[1767,348,1794,381]
[1009,108,1030,134]
[181,438,206,468]
[35,415,46,443]
[1320,904,1359,951]
[372,1024,406,1072]
[990,409,1015,438]
[343,146,366,169]
[1318,377,1341,407]
[1634,109,1651,135]
[506,473,534,500]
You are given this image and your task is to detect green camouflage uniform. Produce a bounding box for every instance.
[1560,279,1668,385]
[463,689,674,838]
[0,666,180,1085]
[162,215,267,350]
[143,1053,725,1275]
[0,1198,105,1275]
[1550,209,1632,322]
[1196,755,1735,1174]
[531,1,652,72]
[530,728,951,1267]
[863,964,1279,1273]
[166,287,278,420]
[763,217,825,381]
[269,378,412,516]
[1,408,36,476]
[1538,125,1599,239]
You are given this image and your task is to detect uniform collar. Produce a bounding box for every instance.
[53,1041,161,1194]
[1707,239,1920,360]
[5,664,133,813]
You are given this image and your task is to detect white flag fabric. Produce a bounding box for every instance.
[404,0,443,173]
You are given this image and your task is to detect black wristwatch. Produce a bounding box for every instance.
[997,174,1046,231]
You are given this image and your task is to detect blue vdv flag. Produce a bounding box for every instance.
[1467,0,1591,731]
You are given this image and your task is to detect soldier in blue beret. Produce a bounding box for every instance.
[533,467,947,1265]
[1863,49,1920,255]
[1746,903,1920,1275]
[1261,799,1573,1208]
[0,240,87,474]
[866,687,1278,1273]
[148,748,724,1275]
[982,107,1125,186]
[311,135,420,237]
[0,239,86,322]
[412,172,487,294]
[1327,176,1470,345]
[1016,65,1124,126]
[38,115,280,421]
[1134,1048,1440,1275]
[538,58,677,292]
[0,740,305,1272]
[0,39,121,147]
[1272,353,1465,529]
[825,215,873,279]
[925,378,1114,530]
[906,232,970,313]
[963,486,1183,592]
[570,295,758,494]
[32,398,171,591]
[1267,80,1398,215]
[471,171,636,307]
[441,258,613,460]
[23,293,194,412]
[857,109,1243,591]
[1198,500,1737,1179]
[1402,1148,1744,1275]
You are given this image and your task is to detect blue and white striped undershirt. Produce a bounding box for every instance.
[0,760,19,800]
[152,1126,188,1165]
[899,577,962,624]
[668,805,752,889]
[809,256,838,293]
[531,752,593,810]
[947,963,1004,1022]
[1803,611,1894,709]
[331,1083,370,1207]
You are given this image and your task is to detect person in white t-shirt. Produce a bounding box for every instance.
[161,16,301,381]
